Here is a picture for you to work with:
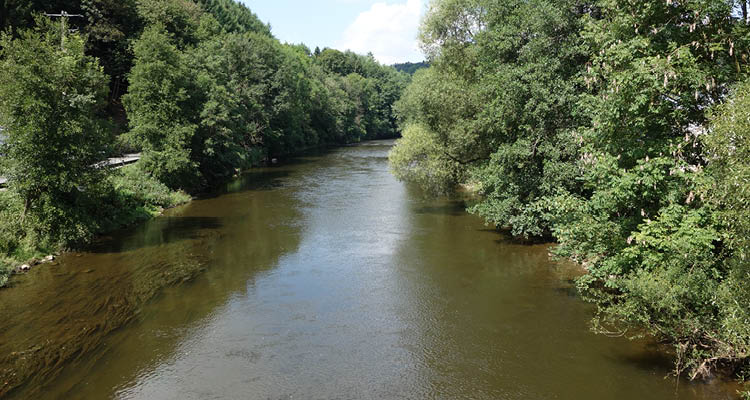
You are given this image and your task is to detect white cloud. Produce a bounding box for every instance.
[336,0,425,65]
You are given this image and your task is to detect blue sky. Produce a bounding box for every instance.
[240,0,427,65]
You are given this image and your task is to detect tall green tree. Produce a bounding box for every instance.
[702,78,750,380]
[0,23,110,244]
[123,25,200,189]
[391,0,587,236]
[135,0,203,47]
[193,0,271,36]
[80,0,143,112]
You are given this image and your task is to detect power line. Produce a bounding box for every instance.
[43,11,83,18]
[43,11,84,49]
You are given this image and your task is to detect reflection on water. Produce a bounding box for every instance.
[0,140,740,399]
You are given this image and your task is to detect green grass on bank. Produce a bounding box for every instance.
[108,164,192,225]
[0,164,190,287]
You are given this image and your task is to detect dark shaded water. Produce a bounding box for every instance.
[0,141,739,399]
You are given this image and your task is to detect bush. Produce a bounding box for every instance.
[110,164,191,211]
[0,191,53,287]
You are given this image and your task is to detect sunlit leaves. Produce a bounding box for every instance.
[0,27,111,245]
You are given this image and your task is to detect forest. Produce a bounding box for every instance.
[0,0,409,286]
[389,0,750,390]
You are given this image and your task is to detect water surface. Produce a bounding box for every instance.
[0,141,738,399]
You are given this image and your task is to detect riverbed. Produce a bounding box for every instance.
[0,140,738,399]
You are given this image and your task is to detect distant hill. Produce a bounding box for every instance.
[393,61,429,75]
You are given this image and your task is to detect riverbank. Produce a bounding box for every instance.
[0,164,191,287]
[0,142,368,288]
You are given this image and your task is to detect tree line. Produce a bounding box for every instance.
[0,0,409,286]
[393,61,430,75]
[390,0,750,389]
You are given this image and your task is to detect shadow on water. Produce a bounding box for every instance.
[471,227,557,246]
[551,284,581,298]
[188,145,337,201]
[199,144,338,199]
[90,216,225,254]
[215,169,292,197]
[611,343,677,373]
[413,201,468,217]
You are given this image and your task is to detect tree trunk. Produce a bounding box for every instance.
[744,1,748,25]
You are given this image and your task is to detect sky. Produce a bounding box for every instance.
[241,0,428,65]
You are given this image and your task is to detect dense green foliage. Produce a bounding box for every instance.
[122,8,408,189]
[393,61,430,75]
[391,0,750,385]
[0,23,192,281]
[702,79,750,381]
[194,0,271,35]
[0,24,111,246]
[393,0,587,238]
[553,0,750,381]
[0,0,408,285]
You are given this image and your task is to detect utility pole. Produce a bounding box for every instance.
[43,11,83,50]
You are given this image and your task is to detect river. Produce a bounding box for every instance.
[0,140,738,399]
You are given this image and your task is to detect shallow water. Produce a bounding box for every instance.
[0,140,738,399]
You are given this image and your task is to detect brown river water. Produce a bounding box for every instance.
[0,140,740,399]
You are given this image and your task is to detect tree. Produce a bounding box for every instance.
[80,0,143,113]
[317,48,362,76]
[390,66,474,192]
[389,123,458,193]
[123,25,200,189]
[391,0,587,236]
[0,23,111,244]
[703,78,750,379]
[550,0,750,379]
[1,0,80,33]
[193,0,271,36]
[135,0,203,47]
